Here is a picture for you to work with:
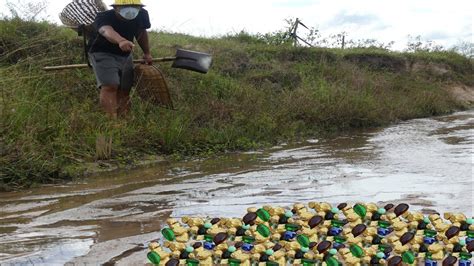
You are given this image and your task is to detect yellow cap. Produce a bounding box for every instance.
[112,0,144,6]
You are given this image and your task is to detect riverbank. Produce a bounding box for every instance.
[1,19,473,190]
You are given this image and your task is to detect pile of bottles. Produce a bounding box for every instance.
[147,202,473,265]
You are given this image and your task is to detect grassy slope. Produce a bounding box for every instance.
[0,19,472,190]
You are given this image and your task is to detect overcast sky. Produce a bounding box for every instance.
[1,0,472,50]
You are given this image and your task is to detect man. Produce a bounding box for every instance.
[89,0,152,118]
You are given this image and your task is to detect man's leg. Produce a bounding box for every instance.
[100,85,119,119]
[118,55,134,117]
[117,89,131,117]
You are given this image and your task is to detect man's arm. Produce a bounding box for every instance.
[137,29,152,64]
[98,25,135,53]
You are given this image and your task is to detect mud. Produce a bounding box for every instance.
[0,110,473,265]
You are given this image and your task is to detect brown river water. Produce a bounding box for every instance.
[0,111,473,265]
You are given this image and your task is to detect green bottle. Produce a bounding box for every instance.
[467,230,474,238]
[243,235,256,244]
[204,234,213,242]
[302,258,318,266]
[424,229,437,237]
[350,244,364,258]
[331,220,345,228]
[325,257,339,266]
[297,234,310,248]
[285,223,301,232]
[378,221,391,229]
[334,236,346,244]
[257,208,271,222]
[402,251,415,264]
[229,258,242,266]
[257,224,271,238]
[353,204,367,218]
[162,228,176,241]
[147,251,161,265]
[186,258,200,266]
[460,252,472,260]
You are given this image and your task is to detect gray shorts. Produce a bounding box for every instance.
[89,52,134,91]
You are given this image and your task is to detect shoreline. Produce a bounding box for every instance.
[63,102,473,189]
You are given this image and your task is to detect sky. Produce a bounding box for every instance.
[1,0,472,50]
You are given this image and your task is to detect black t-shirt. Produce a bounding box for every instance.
[89,9,151,56]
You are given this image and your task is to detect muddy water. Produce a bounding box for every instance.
[0,111,473,265]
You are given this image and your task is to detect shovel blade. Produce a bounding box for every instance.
[172,49,212,74]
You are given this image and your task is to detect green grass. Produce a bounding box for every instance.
[1,19,472,190]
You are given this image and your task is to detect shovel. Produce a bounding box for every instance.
[43,49,212,74]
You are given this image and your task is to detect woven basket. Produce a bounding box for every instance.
[60,0,108,28]
[134,64,174,109]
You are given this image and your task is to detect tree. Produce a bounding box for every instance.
[406,35,444,52]
[4,0,49,21]
[451,41,473,58]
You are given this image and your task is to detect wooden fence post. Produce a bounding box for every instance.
[292,18,299,47]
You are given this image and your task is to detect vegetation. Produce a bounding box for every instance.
[0,18,472,191]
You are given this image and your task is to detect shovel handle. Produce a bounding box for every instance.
[43,57,176,71]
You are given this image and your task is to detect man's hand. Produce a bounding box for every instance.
[143,53,153,65]
[118,40,135,53]
[99,26,135,53]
